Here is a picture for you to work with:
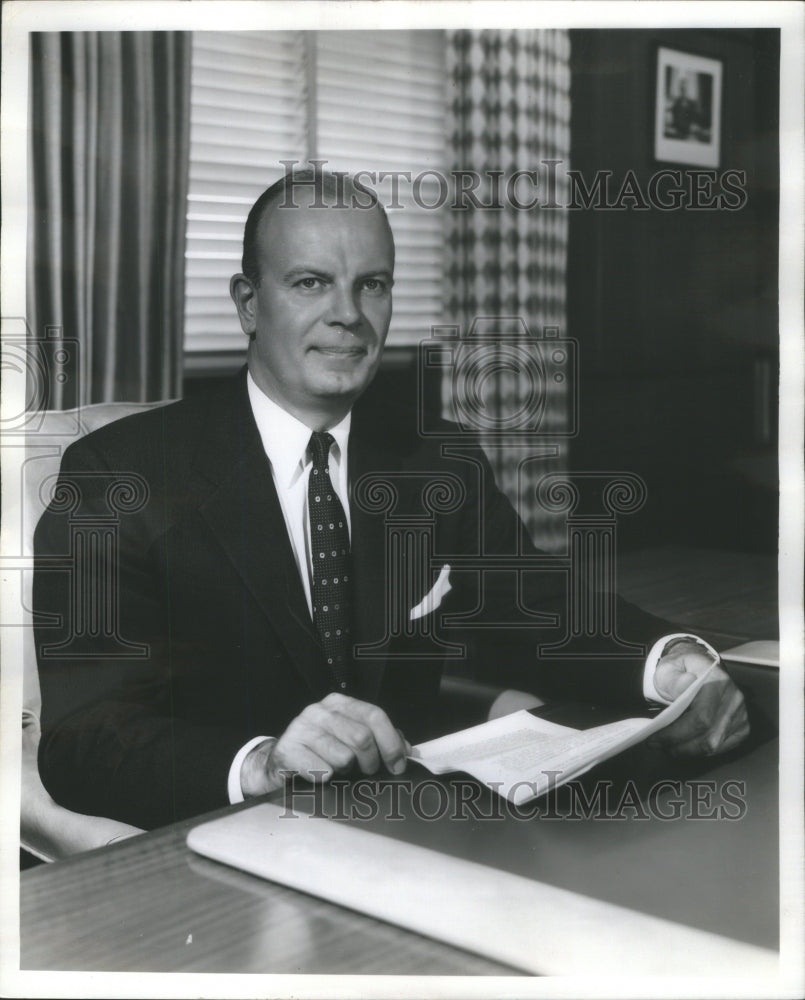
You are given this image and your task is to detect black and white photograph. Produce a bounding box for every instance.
[654,45,723,167]
[1,2,802,998]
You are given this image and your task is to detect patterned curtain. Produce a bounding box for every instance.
[27,32,191,407]
[444,30,571,551]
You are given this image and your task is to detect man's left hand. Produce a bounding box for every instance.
[648,642,750,757]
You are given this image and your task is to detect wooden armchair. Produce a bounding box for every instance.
[18,401,166,861]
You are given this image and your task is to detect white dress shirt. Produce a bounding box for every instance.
[227,374,719,802]
[246,372,351,615]
[228,375,352,803]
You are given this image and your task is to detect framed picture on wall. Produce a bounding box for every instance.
[654,46,723,167]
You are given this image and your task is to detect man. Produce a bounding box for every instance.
[34,171,748,830]
[669,79,698,139]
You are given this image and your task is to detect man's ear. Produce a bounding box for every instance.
[230,273,257,339]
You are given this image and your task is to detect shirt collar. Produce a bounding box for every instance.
[247,372,351,489]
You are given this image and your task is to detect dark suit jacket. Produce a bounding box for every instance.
[35,369,672,829]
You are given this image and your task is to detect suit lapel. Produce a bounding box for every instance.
[190,373,430,706]
[194,371,330,700]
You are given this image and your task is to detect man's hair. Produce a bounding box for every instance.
[241,169,384,287]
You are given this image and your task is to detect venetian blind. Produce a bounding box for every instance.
[184,30,446,355]
[315,31,447,346]
[184,32,306,355]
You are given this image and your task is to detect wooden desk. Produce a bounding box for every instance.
[618,545,777,643]
[20,803,515,974]
[20,547,780,974]
[20,660,778,974]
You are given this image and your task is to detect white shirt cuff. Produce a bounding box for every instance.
[227,736,275,804]
[643,633,720,705]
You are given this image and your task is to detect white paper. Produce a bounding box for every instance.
[411,666,714,804]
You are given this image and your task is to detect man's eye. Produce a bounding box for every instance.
[296,277,324,290]
[361,277,389,294]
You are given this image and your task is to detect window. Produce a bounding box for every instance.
[183,30,446,360]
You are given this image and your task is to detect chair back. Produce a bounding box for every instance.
[21,402,169,717]
[15,400,169,860]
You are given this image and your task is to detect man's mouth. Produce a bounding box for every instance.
[311,346,367,357]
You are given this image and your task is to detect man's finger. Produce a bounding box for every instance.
[708,687,747,746]
[668,717,750,758]
[331,697,407,774]
[656,684,749,757]
[304,729,362,773]
[654,645,717,701]
[284,695,407,775]
[297,701,383,772]
[269,737,339,784]
[650,679,730,747]
[717,723,751,754]
[704,696,735,749]
[723,701,749,741]
[660,666,698,701]
[321,712,382,775]
[688,685,746,751]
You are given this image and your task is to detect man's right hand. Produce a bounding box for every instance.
[240,693,410,798]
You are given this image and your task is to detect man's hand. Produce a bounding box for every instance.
[649,641,749,757]
[240,693,410,798]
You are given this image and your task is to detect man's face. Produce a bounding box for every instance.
[236,197,395,424]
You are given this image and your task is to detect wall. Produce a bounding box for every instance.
[567,29,779,553]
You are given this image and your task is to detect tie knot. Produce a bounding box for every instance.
[308,431,335,471]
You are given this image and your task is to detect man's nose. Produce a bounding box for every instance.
[325,283,361,327]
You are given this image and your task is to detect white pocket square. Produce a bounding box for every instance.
[409,564,451,622]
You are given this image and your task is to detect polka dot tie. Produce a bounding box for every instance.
[307,431,352,690]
